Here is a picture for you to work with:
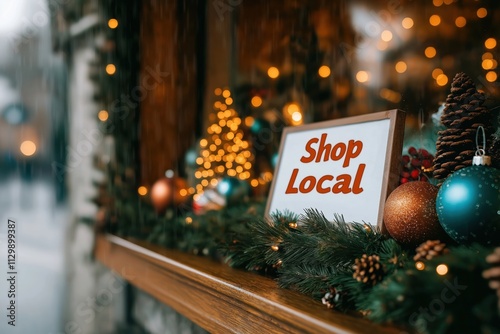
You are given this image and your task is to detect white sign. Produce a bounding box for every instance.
[266,110,405,226]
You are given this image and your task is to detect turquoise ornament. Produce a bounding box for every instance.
[217,177,250,205]
[436,162,500,245]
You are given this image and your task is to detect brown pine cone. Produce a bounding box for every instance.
[321,287,340,309]
[353,254,385,286]
[413,240,449,262]
[433,73,495,182]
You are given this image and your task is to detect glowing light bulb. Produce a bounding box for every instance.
[485,38,497,50]
[108,18,118,29]
[425,46,437,58]
[20,140,36,156]
[455,16,466,28]
[98,110,109,121]
[402,17,414,29]
[106,64,116,75]
[429,15,441,26]
[318,65,331,78]
[477,8,487,19]
[381,30,393,42]
[251,96,262,107]
[436,264,448,275]
[486,71,497,82]
[137,186,148,196]
[395,61,407,73]
[432,68,443,79]
[267,67,280,79]
[356,71,369,83]
[436,74,448,86]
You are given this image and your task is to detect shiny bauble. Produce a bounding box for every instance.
[383,181,447,246]
[216,177,250,205]
[436,165,500,245]
[150,177,188,212]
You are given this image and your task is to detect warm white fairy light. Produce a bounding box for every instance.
[194,89,257,195]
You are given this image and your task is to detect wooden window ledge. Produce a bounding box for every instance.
[95,234,400,334]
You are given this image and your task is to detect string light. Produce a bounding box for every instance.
[486,71,497,82]
[20,140,36,156]
[98,110,109,121]
[415,261,425,270]
[477,8,487,19]
[381,30,393,42]
[251,96,262,107]
[436,264,448,275]
[106,64,116,75]
[214,88,222,95]
[395,61,407,73]
[137,186,148,196]
[432,68,443,79]
[432,0,443,6]
[185,217,193,224]
[108,18,118,29]
[271,245,279,251]
[455,16,466,28]
[195,88,256,194]
[401,17,413,29]
[483,52,493,60]
[436,73,449,86]
[267,66,280,79]
[425,46,437,58]
[356,71,369,83]
[429,15,441,26]
[318,65,331,78]
[482,59,494,70]
[485,38,497,49]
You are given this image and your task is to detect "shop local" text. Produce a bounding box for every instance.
[285,133,365,195]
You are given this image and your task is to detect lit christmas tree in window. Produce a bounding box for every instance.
[194,88,255,197]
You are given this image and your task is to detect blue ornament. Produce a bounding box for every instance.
[217,177,250,204]
[436,164,500,245]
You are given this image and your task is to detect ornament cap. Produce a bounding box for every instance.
[472,155,491,166]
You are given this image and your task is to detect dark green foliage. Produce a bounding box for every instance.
[364,245,500,334]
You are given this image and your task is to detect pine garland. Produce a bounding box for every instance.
[98,180,500,333]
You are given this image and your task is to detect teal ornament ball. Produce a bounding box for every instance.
[216,177,250,205]
[436,165,500,245]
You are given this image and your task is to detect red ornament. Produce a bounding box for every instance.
[150,177,188,212]
[383,181,448,246]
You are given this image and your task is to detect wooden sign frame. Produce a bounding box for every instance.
[265,109,405,228]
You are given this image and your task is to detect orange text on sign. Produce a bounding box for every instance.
[285,133,365,195]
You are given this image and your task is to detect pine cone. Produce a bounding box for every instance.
[321,287,340,309]
[353,254,385,286]
[434,73,496,182]
[413,240,449,262]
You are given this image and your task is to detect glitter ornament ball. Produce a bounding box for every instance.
[436,165,500,245]
[150,177,188,212]
[383,181,447,246]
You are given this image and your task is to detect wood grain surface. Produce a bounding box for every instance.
[95,234,401,334]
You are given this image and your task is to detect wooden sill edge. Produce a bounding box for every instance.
[95,234,400,334]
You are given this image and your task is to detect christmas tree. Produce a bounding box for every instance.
[194,89,254,196]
